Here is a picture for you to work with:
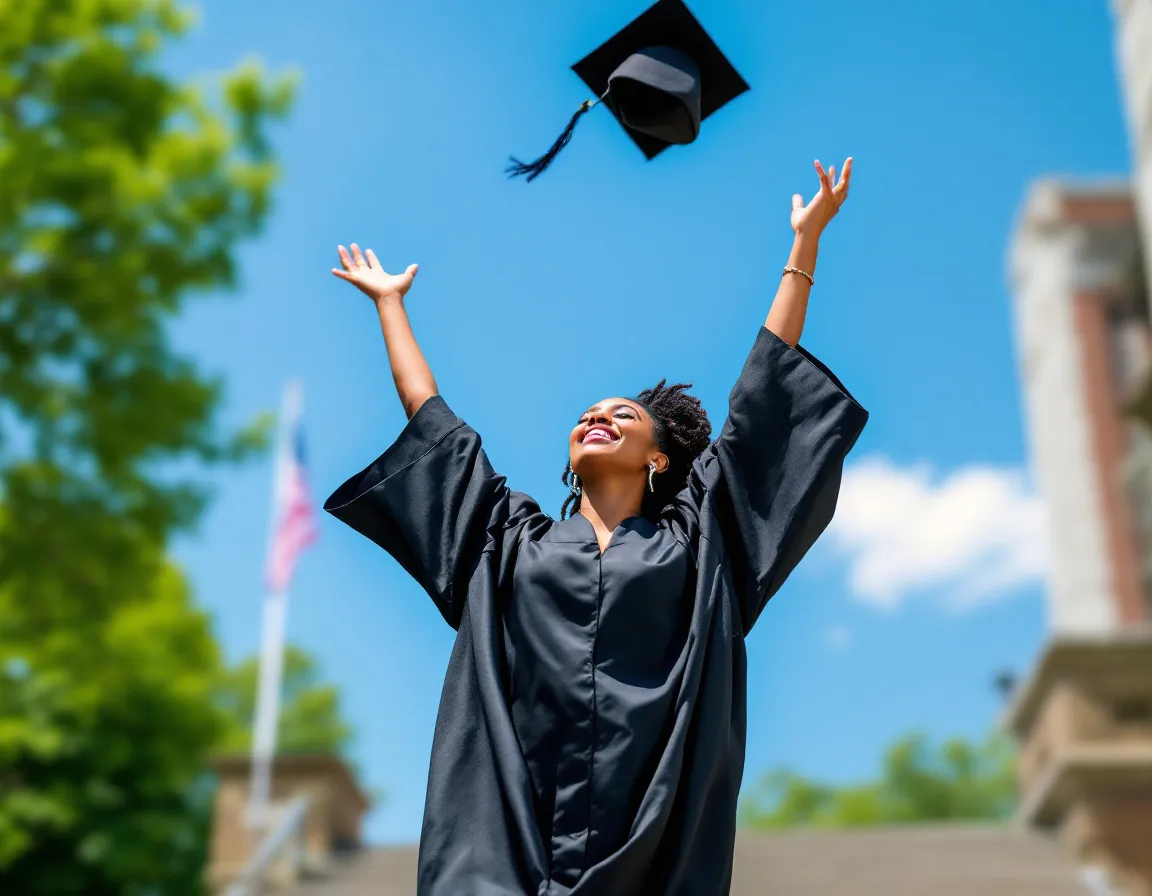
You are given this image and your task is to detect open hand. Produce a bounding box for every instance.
[331,243,418,303]
[791,158,852,237]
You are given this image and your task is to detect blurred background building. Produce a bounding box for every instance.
[1114,0,1152,288]
[1008,180,1152,896]
[997,2,1152,891]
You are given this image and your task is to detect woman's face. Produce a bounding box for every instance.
[569,398,666,480]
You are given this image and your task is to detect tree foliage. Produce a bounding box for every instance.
[0,0,294,892]
[217,646,354,758]
[0,561,223,894]
[740,732,1017,830]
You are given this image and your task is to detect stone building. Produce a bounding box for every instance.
[1007,180,1152,895]
[994,3,1152,889]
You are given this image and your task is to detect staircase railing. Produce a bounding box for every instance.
[223,795,312,896]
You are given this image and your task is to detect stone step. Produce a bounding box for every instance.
[292,825,1092,896]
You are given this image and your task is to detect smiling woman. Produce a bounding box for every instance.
[323,160,867,896]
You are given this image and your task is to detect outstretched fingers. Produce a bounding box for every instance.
[334,244,369,282]
[814,160,834,196]
[835,157,853,203]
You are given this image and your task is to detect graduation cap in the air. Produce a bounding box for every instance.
[507,0,750,182]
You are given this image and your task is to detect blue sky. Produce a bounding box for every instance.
[165,0,1132,842]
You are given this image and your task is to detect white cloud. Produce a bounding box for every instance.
[827,456,1049,612]
[824,626,853,651]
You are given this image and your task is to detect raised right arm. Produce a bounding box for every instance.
[326,243,544,629]
[332,242,436,419]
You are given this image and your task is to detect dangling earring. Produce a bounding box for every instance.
[648,462,656,494]
[571,472,582,496]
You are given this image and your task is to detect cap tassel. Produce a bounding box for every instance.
[507,98,598,182]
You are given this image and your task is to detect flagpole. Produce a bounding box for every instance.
[248,588,288,828]
[247,379,304,830]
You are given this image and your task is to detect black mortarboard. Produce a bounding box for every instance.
[507,0,750,182]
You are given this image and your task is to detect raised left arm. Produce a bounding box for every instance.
[688,157,863,635]
[764,158,852,346]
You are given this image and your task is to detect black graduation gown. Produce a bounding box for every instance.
[325,327,868,896]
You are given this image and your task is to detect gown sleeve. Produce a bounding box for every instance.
[323,395,538,629]
[693,326,868,635]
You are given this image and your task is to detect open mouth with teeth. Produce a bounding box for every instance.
[582,425,619,445]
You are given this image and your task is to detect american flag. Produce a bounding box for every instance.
[265,381,318,592]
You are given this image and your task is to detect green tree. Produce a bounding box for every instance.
[0,561,223,894]
[739,732,1017,830]
[217,646,354,757]
[0,0,294,892]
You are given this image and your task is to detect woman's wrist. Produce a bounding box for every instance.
[374,291,407,312]
[787,232,820,277]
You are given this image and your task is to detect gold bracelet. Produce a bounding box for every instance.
[783,266,814,286]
